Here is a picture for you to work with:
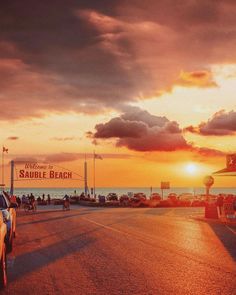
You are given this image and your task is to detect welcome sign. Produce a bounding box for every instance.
[17,162,73,180]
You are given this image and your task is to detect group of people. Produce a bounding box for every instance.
[36,194,51,205]
[216,194,236,215]
[16,193,51,210]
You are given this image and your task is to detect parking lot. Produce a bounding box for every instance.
[3,206,236,294]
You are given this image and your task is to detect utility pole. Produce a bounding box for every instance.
[93,151,95,198]
[10,160,14,196]
[84,155,88,196]
[1,146,4,188]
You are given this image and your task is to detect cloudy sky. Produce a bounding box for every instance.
[1,0,236,187]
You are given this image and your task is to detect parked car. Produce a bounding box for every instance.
[150,193,161,200]
[178,193,195,201]
[131,193,146,203]
[98,195,106,204]
[0,193,17,253]
[106,193,118,201]
[0,213,7,288]
[119,194,130,206]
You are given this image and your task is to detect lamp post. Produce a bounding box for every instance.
[203,175,214,197]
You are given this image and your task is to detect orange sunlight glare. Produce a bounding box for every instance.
[185,163,197,175]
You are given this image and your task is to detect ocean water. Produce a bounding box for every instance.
[5,187,236,199]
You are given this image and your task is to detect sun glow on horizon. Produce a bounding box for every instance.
[185,163,197,175]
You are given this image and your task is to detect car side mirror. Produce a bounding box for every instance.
[9,203,18,208]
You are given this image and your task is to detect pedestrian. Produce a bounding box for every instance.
[16,196,21,208]
[63,194,70,210]
[30,193,36,210]
[47,194,51,205]
[22,195,27,205]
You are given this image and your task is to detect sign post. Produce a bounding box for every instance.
[10,160,14,196]
[160,182,170,199]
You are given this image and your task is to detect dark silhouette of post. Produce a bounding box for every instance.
[84,156,88,196]
[10,160,14,196]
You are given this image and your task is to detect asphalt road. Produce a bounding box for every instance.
[3,206,236,295]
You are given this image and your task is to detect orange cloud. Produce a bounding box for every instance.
[176,70,218,88]
[7,136,19,140]
[185,110,236,136]
[89,107,224,156]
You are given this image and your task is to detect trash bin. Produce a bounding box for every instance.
[205,202,218,219]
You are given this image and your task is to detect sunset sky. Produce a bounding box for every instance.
[1,0,236,188]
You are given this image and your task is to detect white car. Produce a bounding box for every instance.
[0,213,7,288]
[0,193,17,253]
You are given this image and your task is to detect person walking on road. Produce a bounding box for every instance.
[29,193,36,211]
[63,194,70,210]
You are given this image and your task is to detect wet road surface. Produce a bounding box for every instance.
[3,206,236,294]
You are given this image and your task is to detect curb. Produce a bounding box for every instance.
[192,216,222,224]
[192,216,236,229]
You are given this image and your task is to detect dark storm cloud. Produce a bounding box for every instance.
[1,0,236,120]
[89,107,225,156]
[91,107,189,152]
[185,110,236,136]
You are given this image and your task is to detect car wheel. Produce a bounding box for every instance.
[0,243,7,289]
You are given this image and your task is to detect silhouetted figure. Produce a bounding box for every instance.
[29,193,36,210]
[47,194,51,205]
[16,196,21,208]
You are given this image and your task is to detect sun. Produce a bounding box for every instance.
[185,163,197,174]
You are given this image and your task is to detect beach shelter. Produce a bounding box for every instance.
[213,154,236,176]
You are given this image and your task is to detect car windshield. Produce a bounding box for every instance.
[0,194,8,209]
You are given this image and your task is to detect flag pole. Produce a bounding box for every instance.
[93,150,95,198]
[1,146,4,188]
[84,153,88,197]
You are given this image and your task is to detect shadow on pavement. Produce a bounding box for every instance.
[17,212,89,227]
[9,232,95,283]
[209,223,236,261]
[144,208,173,216]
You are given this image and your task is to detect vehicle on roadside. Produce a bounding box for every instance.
[119,194,130,206]
[150,193,161,201]
[167,193,177,201]
[0,213,7,289]
[0,193,17,253]
[167,193,178,206]
[191,200,206,207]
[106,193,118,201]
[98,195,106,204]
[130,193,146,204]
[178,193,194,200]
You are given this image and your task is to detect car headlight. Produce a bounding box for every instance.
[2,210,10,223]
